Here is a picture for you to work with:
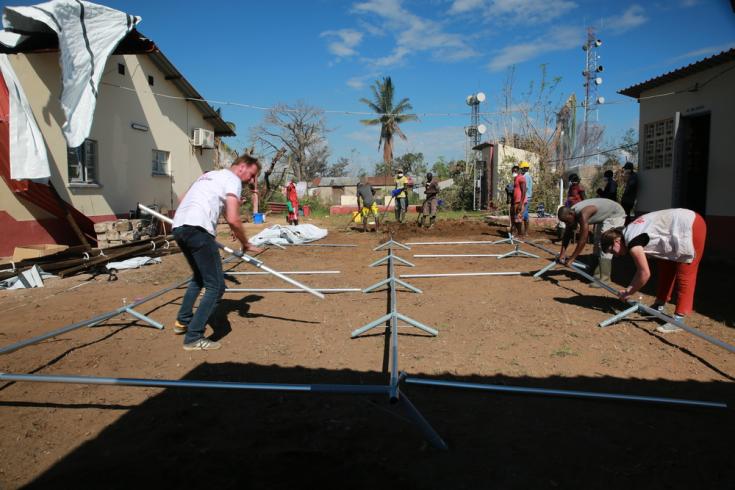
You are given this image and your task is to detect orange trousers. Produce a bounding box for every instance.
[655,213,706,316]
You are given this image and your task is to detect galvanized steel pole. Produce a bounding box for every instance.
[138,204,325,300]
[405,378,727,409]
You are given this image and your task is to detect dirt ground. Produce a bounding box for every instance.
[0,216,733,489]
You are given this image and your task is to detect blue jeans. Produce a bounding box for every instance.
[173,226,224,344]
[394,197,407,222]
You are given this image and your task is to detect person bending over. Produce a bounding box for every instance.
[601,208,706,333]
[557,198,626,285]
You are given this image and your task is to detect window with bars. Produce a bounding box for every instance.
[642,118,674,170]
[152,149,170,176]
[67,139,98,184]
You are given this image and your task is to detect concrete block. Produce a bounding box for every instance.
[114,220,132,232]
[93,222,108,233]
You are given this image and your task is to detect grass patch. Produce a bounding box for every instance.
[552,344,578,358]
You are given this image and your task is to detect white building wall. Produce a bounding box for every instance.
[5,51,219,220]
[635,59,735,217]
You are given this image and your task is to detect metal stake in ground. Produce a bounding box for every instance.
[138,204,324,300]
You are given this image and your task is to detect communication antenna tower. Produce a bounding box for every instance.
[465,92,486,210]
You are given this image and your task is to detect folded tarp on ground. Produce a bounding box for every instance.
[105,256,161,271]
[248,225,328,247]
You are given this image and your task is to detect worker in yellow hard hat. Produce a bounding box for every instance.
[519,161,533,237]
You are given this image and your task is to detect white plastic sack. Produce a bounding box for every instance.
[105,256,160,270]
[248,224,328,247]
[0,54,50,179]
[3,0,140,148]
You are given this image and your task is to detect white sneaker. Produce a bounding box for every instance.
[656,315,684,333]
[183,338,222,351]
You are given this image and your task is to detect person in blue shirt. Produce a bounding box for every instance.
[520,161,533,237]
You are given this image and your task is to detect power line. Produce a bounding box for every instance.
[99,81,637,119]
[546,142,637,165]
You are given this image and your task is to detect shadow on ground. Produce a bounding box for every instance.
[12,363,735,489]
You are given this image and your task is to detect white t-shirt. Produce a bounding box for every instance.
[173,169,242,236]
[623,209,696,263]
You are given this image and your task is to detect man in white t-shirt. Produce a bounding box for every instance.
[172,155,262,351]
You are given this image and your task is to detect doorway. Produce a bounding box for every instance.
[674,113,710,215]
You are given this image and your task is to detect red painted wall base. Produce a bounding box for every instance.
[0,211,118,258]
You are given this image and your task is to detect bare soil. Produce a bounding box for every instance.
[0,216,733,489]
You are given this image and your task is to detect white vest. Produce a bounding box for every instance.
[624,209,696,263]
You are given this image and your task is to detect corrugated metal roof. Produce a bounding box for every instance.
[619,48,735,98]
[366,175,394,186]
[312,177,356,187]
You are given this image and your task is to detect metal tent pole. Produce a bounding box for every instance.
[352,247,437,338]
[226,271,341,276]
[138,204,325,300]
[413,254,502,258]
[540,262,735,355]
[0,277,191,356]
[400,272,522,279]
[405,378,727,409]
[224,288,360,294]
[405,240,502,246]
[0,372,390,395]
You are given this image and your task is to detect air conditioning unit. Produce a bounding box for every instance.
[192,128,215,149]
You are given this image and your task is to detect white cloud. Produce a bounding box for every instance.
[346,73,380,90]
[448,0,577,23]
[448,0,485,15]
[604,5,647,34]
[352,0,479,67]
[489,0,577,24]
[488,25,583,71]
[320,28,364,59]
[668,42,735,62]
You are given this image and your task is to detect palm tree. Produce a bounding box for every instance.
[359,77,417,175]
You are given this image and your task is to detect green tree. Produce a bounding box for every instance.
[431,156,450,179]
[394,152,426,176]
[359,76,417,175]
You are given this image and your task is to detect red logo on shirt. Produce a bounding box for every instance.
[633,217,645,224]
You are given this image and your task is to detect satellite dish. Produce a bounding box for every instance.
[477,124,487,134]
[466,95,474,106]
[596,65,604,72]
[476,92,486,103]
[594,77,603,85]
[596,96,605,104]
[595,39,602,47]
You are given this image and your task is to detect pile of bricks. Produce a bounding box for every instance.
[93,219,150,249]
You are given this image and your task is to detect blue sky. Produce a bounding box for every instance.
[8,0,735,174]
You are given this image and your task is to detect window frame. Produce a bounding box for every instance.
[152,149,170,176]
[67,139,99,185]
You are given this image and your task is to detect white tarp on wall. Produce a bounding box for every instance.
[0,53,50,179]
[2,0,140,151]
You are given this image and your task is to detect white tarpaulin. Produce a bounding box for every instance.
[248,224,328,247]
[0,53,50,179]
[2,0,140,149]
[105,256,160,270]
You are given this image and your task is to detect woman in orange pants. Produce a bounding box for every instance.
[600,209,706,333]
